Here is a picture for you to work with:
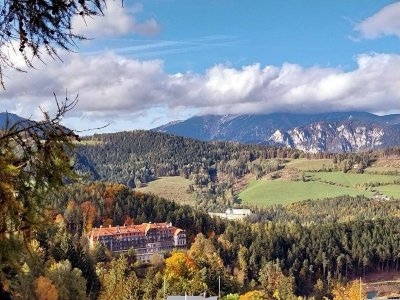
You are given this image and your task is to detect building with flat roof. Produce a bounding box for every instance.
[209,208,252,220]
[88,222,187,262]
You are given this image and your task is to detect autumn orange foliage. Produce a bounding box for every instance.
[103,218,113,227]
[35,276,58,300]
[123,215,133,225]
[80,201,97,232]
[54,214,64,224]
[165,252,197,278]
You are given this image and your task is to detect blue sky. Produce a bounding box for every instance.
[2,0,400,132]
[82,0,399,72]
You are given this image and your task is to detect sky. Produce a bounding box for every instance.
[2,0,400,133]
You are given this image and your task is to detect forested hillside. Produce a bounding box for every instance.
[8,182,400,299]
[76,130,304,209]
[76,130,397,210]
[250,195,400,224]
[48,183,226,239]
[3,124,399,299]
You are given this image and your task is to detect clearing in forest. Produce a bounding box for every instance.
[306,171,400,187]
[284,158,334,170]
[239,179,372,206]
[136,176,194,205]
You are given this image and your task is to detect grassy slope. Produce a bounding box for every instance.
[239,179,371,206]
[134,158,399,207]
[285,159,334,170]
[376,185,400,198]
[240,159,400,206]
[136,176,194,205]
[365,166,400,173]
[365,158,400,173]
[306,171,400,187]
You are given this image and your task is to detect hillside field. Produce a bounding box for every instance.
[137,160,400,207]
[239,159,400,206]
[284,158,334,170]
[306,171,400,187]
[376,185,400,198]
[239,179,372,206]
[135,176,194,205]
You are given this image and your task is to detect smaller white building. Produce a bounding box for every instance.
[209,208,252,220]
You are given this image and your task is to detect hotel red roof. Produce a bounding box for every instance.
[90,222,183,239]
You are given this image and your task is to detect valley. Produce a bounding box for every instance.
[3,1,400,299]
[74,130,400,210]
[2,113,400,299]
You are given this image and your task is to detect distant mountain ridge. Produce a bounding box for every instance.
[154,112,400,152]
[0,112,33,131]
[0,112,72,136]
[4,111,400,152]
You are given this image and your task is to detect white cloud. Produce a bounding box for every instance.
[355,2,400,39]
[72,2,161,37]
[1,52,400,125]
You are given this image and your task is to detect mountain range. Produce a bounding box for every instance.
[3,111,400,153]
[0,112,73,137]
[154,112,400,152]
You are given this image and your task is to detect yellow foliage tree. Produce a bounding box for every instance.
[188,233,217,261]
[165,252,197,278]
[332,279,366,300]
[239,290,266,300]
[164,252,207,296]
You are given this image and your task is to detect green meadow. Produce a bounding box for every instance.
[284,159,334,170]
[375,185,400,199]
[136,176,194,205]
[239,162,400,206]
[305,171,400,187]
[239,179,372,206]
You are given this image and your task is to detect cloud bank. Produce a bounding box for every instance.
[2,51,400,122]
[355,2,400,39]
[72,2,161,37]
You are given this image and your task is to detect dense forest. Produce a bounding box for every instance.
[2,182,395,299]
[48,183,226,240]
[250,195,400,224]
[77,130,302,181]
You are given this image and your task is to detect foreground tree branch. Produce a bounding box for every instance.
[0,0,107,88]
[0,95,81,291]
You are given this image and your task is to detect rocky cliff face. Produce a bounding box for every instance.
[268,121,400,153]
[154,112,400,152]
